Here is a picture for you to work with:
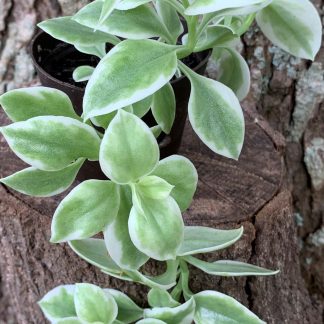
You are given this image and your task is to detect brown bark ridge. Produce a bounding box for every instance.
[0,0,323,323]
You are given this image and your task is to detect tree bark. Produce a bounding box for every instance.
[0,0,323,323]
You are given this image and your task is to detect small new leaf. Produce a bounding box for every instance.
[148,288,180,308]
[136,176,174,200]
[73,65,95,82]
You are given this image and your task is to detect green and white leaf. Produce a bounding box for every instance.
[74,43,107,58]
[75,283,118,324]
[83,39,178,120]
[155,0,183,44]
[136,176,174,200]
[129,196,184,260]
[0,159,83,197]
[38,285,76,322]
[148,288,180,308]
[185,256,279,276]
[0,116,101,171]
[150,155,197,211]
[104,186,149,270]
[194,290,265,323]
[137,319,167,324]
[177,226,243,256]
[116,0,152,10]
[185,0,264,15]
[105,289,143,324]
[144,298,195,324]
[0,87,79,122]
[74,1,171,41]
[56,318,82,324]
[99,0,120,24]
[212,47,250,101]
[73,66,95,82]
[256,0,322,60]
[151,83,175,134]
[38,16,119,46]
[133,96,152,118]
[69,239,132,280]
[179,62,244,160]
[100,110,159,184]
[51,180,119,242]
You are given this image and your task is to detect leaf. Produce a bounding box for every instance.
[148,289,181,308]
[184,256,279,276]
[75,283,118,324]
[133,96,152,118]
[136,176,174,200]
[185,0,264,15]
[177,226,244,256]
[73,66,95,82]
[194,290,265,323]
[0,159,83,197]
[128,196,184,260]
[0,116,101,171]
[256,0,322,60]
[212,47,250,101]
[74,1,171,41]
[194,26,238,52]
[0,87,79,122]
[105,289,143,323]
[74,43,107,58]
[83,39,178,120]
[144,298,195,324]
[56,318,83,324]
[151,125,162,138]
[69,239,131,279]
[51,180,120,242]
[151,83,176,134]
[38,285,76,322]
[150,155,197,211]
[104,186,149,270]
[99,0,120,24]
[99,110,159,184]
[137,320,167,324]
[179,62,245,160]
[116,0,152,10]
[38,16,119,46]
[155,0,184,44]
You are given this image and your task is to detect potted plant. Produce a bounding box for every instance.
[0,0,321,322]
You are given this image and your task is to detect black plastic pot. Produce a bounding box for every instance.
[30,31,210,180]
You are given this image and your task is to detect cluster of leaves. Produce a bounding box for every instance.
[39,281,267,324]
[0,0,322,323]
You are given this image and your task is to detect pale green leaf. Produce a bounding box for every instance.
[144,298,195,324]
[179,62,244,160]
[148,289,180,308]
[116,0,152,10]
[0,87,79,122]
[151,125,162,138]
[185,0,264,15]
[38,16,119,46]
[137,320,166,324]
[73,66,95,82]
[155,0,183,44]
[99,0,120,24]
[177,226,244,256]
[151,83,175,134]
[83,39,178,120]
[74,43,107,58]
[212,47,250,101]
[74,1,171,41]
[51,180,119,242]
[256,0,322,60]
[185,256,279,276]
[128,196,184,260]
[150,155,197,211]
[104,186,149,270]
[56,318,83,324]
[0,159,83,197]
[133,96,152,118]
[194,290,265,323]
[105,289,143,323]
[0,116,101,171]
[100,110,159,184]
[38,285,76,322]
[136,176,174,200]
[91,106,133,129]
[75,283,118,324]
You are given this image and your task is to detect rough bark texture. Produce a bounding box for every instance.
[0,0,323,323]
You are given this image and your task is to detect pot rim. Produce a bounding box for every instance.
[30,30,211,91]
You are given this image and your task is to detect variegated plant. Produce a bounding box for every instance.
[0,0,322,323]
